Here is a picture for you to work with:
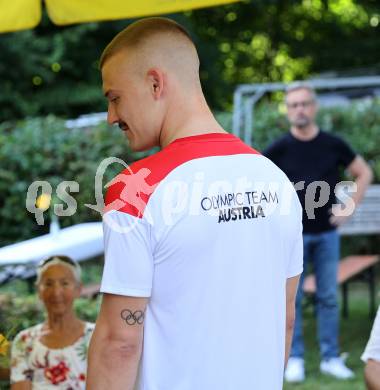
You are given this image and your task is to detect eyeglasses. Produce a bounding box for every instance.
[38,255,77,269]
[286,100,315,110]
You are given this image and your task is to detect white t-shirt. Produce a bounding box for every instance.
[362,305,380,363]
[100,133,303,390]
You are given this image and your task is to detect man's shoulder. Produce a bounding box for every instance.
[104,154,160,216]
[106,151,165,192]
[271,132,292,145]
[118,133,260,181]
[104,134,263,215]
[319,130,357,156]
[263,132,292,155]
[319,129,348,145]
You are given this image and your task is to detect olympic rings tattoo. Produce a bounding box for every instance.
[120,309,145,325]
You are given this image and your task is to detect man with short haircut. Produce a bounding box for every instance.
[264,82,373,382]
[87,18,303,389]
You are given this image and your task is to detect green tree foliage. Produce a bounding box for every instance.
[0,116,133,246]
[0,292,101,339]
[0,1,379,120]
[0,16,129,120]
[190,0,380,109]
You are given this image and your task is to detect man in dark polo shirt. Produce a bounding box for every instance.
[264,82,373,382]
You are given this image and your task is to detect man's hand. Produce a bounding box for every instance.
[330,155,372,227]
[329,204,351,227]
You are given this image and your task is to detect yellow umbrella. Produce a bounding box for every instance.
[0,0,239,33]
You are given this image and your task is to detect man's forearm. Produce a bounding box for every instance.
[87,334,141,390]
[285,275,299,368]
[285,320,295,367]
[352,171,373,206]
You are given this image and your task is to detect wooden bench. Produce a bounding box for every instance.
[303,184,380,318]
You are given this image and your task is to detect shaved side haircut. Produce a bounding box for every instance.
[100,17,197,69]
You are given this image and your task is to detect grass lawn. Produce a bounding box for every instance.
[284,285,376,390]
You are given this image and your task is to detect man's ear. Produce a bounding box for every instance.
[147,68,164,99]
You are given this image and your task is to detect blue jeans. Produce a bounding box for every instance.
[291,230,340,360]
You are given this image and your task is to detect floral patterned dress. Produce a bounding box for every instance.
[10,322,94,389]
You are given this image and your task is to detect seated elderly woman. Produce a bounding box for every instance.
[10,255,94,389]
[362,305,380,390]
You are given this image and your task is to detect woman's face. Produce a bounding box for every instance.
[38,264,81,316]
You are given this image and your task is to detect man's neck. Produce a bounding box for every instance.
[159,93,226,148]
[290,124,319,141]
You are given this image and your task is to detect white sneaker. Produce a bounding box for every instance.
[284,357,305,383]
[320,356,355,379]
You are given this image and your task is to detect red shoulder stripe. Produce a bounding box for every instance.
[105,133,260,218]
